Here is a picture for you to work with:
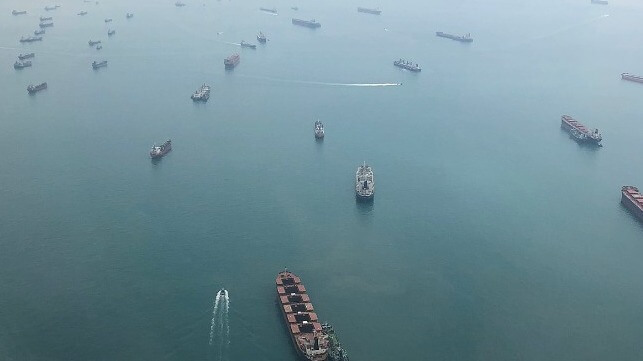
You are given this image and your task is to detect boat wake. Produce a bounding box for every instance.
[208,289,230,360]
[237,74,401,87]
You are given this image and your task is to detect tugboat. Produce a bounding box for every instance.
[257,31,267,43]
[104,18,112,23]
[78,11,88,15]
[92,60,108,69]
[240,40,256,49]
[355,162,375,201]
[560,115,602,146]
[436,31,473,43]
[34,29,46,36]
[18,53,35,60]
[14,60,32,69]
[224,53,240,69]
[292,18,321,28]
[20,36,43,43]
[108,29,116,36]
[27,82,47,94]
[191,84,211,102]
[88,40,101,46]
[40,16,53,21]
[321,323,350,361]
[12,10,27,15]
[314,120,324,139]
[393,59,421,72]
[126,13,134,19]
[150,139,172,159]
[39,22,54,28]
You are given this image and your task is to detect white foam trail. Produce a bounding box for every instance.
[208,290,223,345]
[224,290,230,341]
[237,74,401,87]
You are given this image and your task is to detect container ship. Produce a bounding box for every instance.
[12,10,27,15]
[621,73,643,84]
[191,84,210,101]
[292,18,321,28]
[314,120,324,139]
[150,140,172,159]
[436,31,473,43]
[18,53,35,60]
[40,16,53,21]
[14,60,32,69]
[27,82,47,94]
[92,60,108,69]
[20,36,43,43]
[224,53,240,69]
[621,186,643,222]
[355,162,374,201]
[357,7,381,15]
[276,270,330,361]
[560,115,602,146]
[394,59,421,72]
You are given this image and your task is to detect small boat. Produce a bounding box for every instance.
[78,11,88,16]
[92,60,108,69]
[240,40,257,49]
[104,18,112,23]
[257,31,267,43]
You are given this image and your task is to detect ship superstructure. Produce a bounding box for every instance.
[561,115,602,146]
[355,162,374,200]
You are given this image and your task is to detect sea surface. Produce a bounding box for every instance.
[2,0,643,360]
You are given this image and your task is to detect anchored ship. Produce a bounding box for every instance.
[40,16,53,21]
[108,29,116,36]
[276,270,330,361]
[27,82,47,94]
[92,60,108,69]
[12,10,27,15]
[18,53,35,60]
[355,162,374,201]
[260,7,277,14]
[191,84,211,101]
[436,31,473,43]
[621,186,643,222]
[14,60,32,69]
[314,120,324,139]
[88,40,101,46]
[175,2,186,7]
[150,140,172,159]
[224,53,240,69]
[39,22,54,28]
[78,11,87,15]
[240,40,256,49]
[621,73,643,84]
[104,18,112,23]
[257,31,267,43]
[44,5,60,11]
[560,115,602,146]
[394,59,421,72]
[20,36,43,43]
[357,7,381,15]
[96,45,103,50]
[321,323,350,361]
[34,29,46,36]
[292,18,321,28]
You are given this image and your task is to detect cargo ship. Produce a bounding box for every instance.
[394,59,421,72]
[314,120,324,139]
[39,22,54,28]
[27,82,47,94]
[560,115,602,146]
[40,16,53,21]
[355,162,374,201]
[260,7,278,14]
[18,53,35,60]
[92,60,108,69]
[621,186,643,222]
[88,40,101,46]
[175,2,186,7]
[14,60,32,69]
[20,36,43,43]
[150,140,172,159]
[12,10,27,15]
[224,53,240,69]
[436,31,473,43]
[276,270,330,361]
[240,40,256,49]
[108,29,116,36]
[78,11,87,16]
[357,7,381,15]
[34,29,46,36]
[292,18,321,28]
[591,0,608,4]
[44,5,60,11]
[621,73,643,84]
[321,323,350,361]
[191,84,211,101]
[257,31,267,43]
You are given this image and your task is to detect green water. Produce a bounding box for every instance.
[2,0,643,360]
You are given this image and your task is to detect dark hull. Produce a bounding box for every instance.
[560,121,601,146]
[292,19,321,28]
[357,7,381,15]
[28,84,47,94]
[436,32,473,43]
[622,194,643,222]
[622,73,643,83]
[355,192,374,201]
[393,62,421,72]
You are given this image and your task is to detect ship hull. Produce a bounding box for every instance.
[355,193,374,201]
[436,32,473,43]
[292,19,321,28]
[622,73,643,83]
[560,116,602,146]
[621,187,643,222]
[357,7,381,15]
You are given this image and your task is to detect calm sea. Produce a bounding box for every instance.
[2,0,643,360]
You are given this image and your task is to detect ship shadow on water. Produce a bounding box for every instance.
[355,197,374,215]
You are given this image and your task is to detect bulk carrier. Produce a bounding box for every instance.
[436,31,473,43]
[224,53,240,69]
[560,115,602,146]
[621,73,643,84]
[621,186,643,222]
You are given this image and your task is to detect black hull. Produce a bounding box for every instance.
[622,195,643,222]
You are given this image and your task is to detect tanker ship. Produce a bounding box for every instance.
[276,270,329,361]
[560,115,602,146]
[621,186,643,222]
